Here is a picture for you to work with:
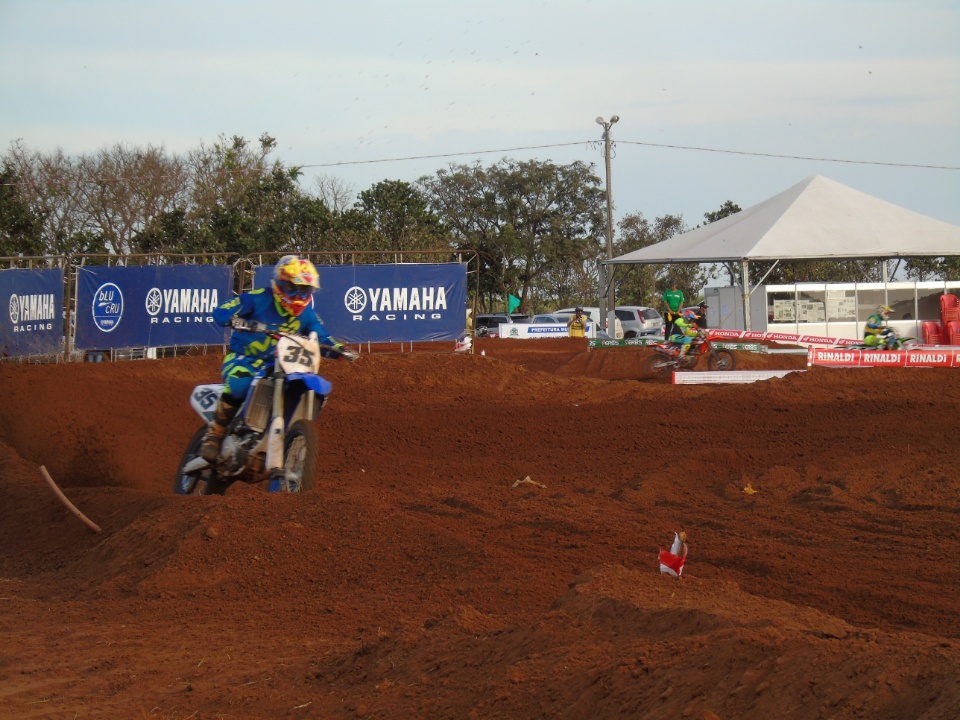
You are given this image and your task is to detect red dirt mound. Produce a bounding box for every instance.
[0,339,958,719]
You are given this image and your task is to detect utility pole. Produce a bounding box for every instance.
[596,115,619,338]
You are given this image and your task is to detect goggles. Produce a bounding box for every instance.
[278,279,313,300]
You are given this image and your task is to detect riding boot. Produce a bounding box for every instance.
[200,395,241,462]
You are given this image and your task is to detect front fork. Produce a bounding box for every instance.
[265,369,287,491]
[265,373,317,492]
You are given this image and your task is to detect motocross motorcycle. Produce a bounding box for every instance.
[851,327,915,350]
[174,321,355,496]
[642,329,736,377]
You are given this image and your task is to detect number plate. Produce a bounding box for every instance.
[276,335,320,375]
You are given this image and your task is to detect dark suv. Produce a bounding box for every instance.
[474,313,512,337]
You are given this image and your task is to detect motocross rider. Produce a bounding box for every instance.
[669,309,700,359]
[199,255,356,462]
[863,305,893,349]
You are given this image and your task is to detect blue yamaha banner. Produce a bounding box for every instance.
[253,263,467,342]
[74,265,232,350]
[0,268,64,358]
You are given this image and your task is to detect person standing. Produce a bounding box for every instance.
[567,307,588,338]
[662,281,685,338]
[694,301,709,329]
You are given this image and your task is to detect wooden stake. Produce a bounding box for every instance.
[38,465,101,534]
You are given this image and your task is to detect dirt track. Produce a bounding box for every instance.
[1,338,958,720]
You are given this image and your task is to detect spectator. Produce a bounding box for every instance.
[695,302,709,329]
[567,307,588,338]
[662,281,685,338]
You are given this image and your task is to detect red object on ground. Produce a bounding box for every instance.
[658,548,687,577]
[922,321,943,345]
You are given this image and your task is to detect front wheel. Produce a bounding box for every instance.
[281,420,320,493]
[173,425,230,496]
[708,349,736,371]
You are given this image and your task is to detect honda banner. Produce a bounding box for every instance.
[0,267,64,358]
[74,265,232,350]
[253,263,468,343]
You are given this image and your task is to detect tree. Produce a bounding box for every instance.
[354,180,448,253]
[3,141,102,256]
[613,212,700,307]
[904,256,960,281]
[0,162,44,257]
[419,159,604,311]
[185,134,304,256]
[76,143,188,255]
[314,174,355,214]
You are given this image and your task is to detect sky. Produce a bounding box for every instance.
[2,0,959,234]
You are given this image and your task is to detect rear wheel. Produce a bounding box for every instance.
[173,425,229,496]
[708,349,736,371]
[282,420,320,493]
[642,354,672,378]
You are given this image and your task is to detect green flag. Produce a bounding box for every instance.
[508,294,521,313]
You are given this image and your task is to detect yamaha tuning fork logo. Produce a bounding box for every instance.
[344,286,368,313]
[8,294,20,325]
[343,284,449,322]
[92,282,124,332]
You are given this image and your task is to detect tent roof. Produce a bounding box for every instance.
[607,175,960,265]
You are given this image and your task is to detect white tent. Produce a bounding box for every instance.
[608,175,960,264]
[605,175,960,328]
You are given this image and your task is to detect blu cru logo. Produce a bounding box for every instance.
[92,283,124,332]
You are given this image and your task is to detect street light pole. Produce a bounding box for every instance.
[596,115,619,338]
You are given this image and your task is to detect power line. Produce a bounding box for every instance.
[616,140,960,171]
[296,142,590,169]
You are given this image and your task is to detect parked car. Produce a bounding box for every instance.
[530,313,570,324]
[474,313,512,337]
[615,306,664,338]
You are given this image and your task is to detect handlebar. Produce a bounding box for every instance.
[229,318,358,361]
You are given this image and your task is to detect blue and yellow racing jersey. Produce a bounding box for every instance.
[672,317,698,338]
[212,288,337,364]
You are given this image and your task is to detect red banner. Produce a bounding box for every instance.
[807,347,960,368]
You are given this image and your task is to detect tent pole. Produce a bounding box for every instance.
[741,260,751,331]
[598,262,608,327]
